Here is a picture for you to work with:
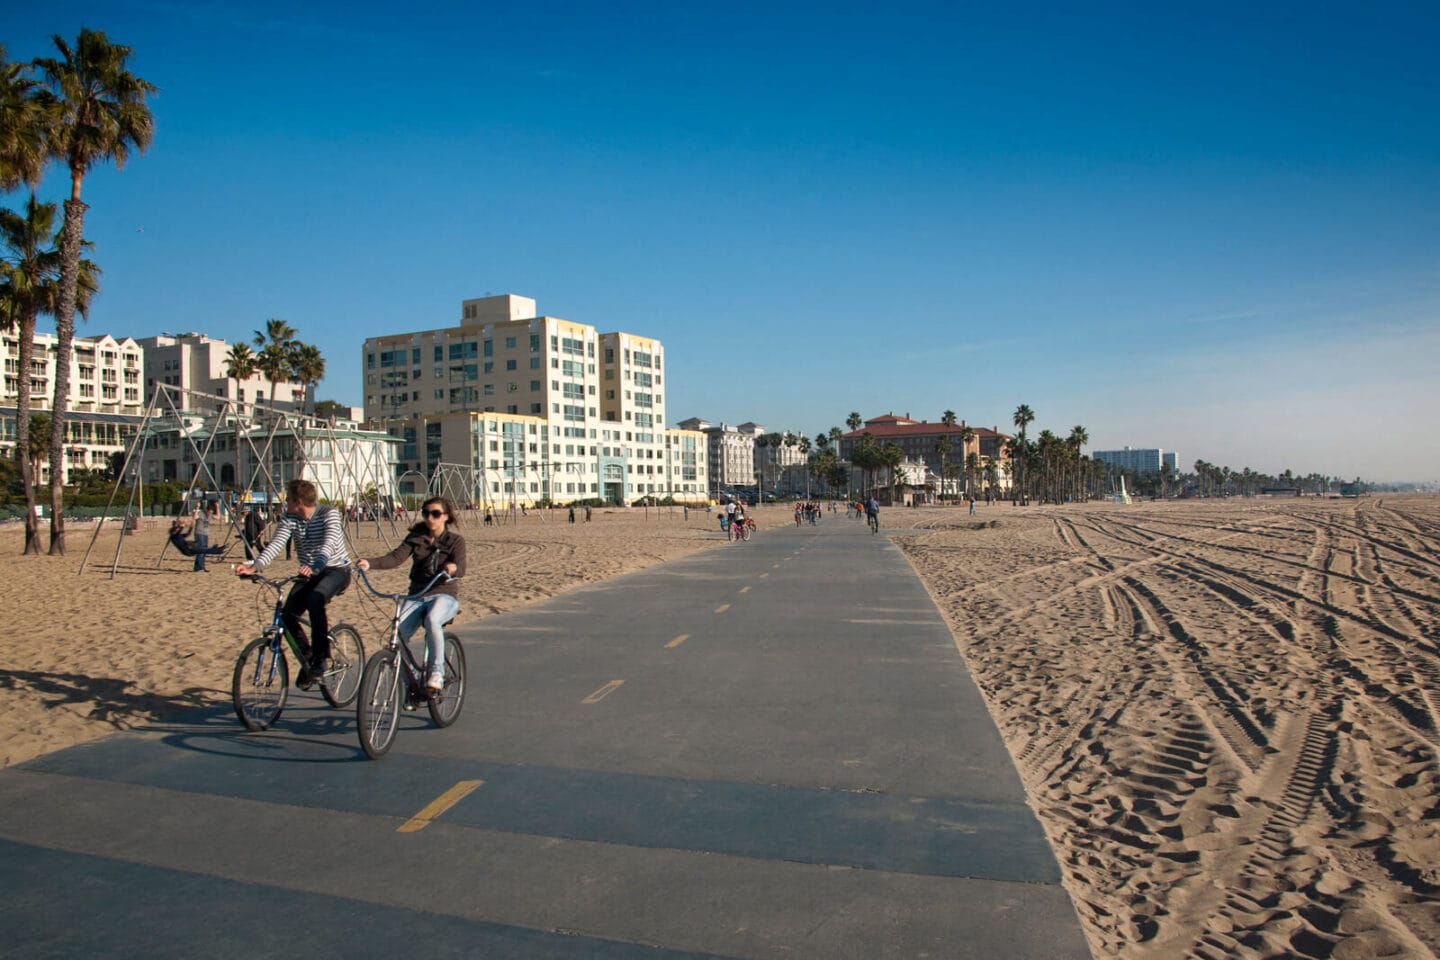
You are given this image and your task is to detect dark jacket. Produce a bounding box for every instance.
[365,528,466,599]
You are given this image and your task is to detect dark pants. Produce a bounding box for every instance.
[282,567,351,661]
[192,534,209,571]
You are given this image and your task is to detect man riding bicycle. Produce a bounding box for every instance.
[864,496,880,530]
[234,479,352,689]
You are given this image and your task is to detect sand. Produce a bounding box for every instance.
[2,495,1438,958]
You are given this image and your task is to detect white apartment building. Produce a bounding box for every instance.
[0,331,144,484]
[676,418,766,493]
[364,294,677,504]
[137,332,307,411]
[1092,447,1177,475]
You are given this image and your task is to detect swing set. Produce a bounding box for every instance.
[79,385,402,578]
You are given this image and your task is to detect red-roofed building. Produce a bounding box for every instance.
[839,412,1012,498]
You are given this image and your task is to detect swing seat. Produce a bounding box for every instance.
[169,532,227,557]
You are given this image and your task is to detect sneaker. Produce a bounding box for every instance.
[295,666,315,690]
[425,669,444,693]
[298,657,329,690]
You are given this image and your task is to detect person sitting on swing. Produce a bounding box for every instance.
[169,516,225,561]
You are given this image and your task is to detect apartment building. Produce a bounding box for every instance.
[675,418,767,493]
[137,332,307,411]
[1092,447,1178,475]
[0,331,144,484]
[364,295,679,504]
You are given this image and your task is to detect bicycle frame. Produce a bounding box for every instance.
[357,568,452,701]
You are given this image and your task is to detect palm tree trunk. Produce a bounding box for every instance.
[47,197,87,554]
[16,311,41,554]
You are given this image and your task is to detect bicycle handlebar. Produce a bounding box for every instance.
[353,566,455,604]
[236,571,308,591]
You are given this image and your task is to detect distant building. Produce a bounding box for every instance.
[1092,447,1179,474]
[676,417,765,493]
[838,412,1012,496]
[0,331,145,484]
[137,332,307,412]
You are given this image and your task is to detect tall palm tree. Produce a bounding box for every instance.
[846,411,862,433]
[1,45,49,192]
[1067,425,1088,502]
[253,318,297,410]
[1,196,58,554]
[1,196,99,553]
[959,424,975,497]
[34,28,155,554]
[1011,404,1034,504]
[290,342,325,415]
[934,435,953,500]
[223,342,255,410]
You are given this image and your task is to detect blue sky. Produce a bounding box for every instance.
[9,1,1439,482]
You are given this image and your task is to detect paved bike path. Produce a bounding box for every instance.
[0,517,1090,959]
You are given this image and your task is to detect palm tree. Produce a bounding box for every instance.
[934,435,952,500]
[1,197,99,553]
[253,318,297,410]
[966,452,981,501]
[33,28,155,554]
[1011,404,1035,504]
[27,413,50,484]
[959,424,975,497]
[1067,425,1088,502]
[223,342,256,410]
[846,411,862,433]
[290,342,325,415]
[1,45,49,192]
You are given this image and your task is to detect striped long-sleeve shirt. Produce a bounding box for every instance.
[252,505,351,573]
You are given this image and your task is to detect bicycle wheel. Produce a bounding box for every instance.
[356,650,403,759]
[320,623,365,708]
[742,524,751,541]
[427,638,467,728]
[232,636,289,731]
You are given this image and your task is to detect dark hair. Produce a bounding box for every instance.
[410,496,459,535]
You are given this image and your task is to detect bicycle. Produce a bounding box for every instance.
[868,512,879,534]
[353,568,467,759]
[231,573,365,731]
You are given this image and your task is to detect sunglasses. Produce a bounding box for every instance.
[423,509,447,518]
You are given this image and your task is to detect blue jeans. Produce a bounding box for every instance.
[396,593,460,673]
[193,533,208,571]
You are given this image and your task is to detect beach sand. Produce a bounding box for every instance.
[2,496,1437,958]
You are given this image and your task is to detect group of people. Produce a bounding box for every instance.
[793,501,825,525]
[719,500,754,541]
[233,479,467,696]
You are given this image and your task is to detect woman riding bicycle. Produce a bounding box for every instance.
[356,497,466,694]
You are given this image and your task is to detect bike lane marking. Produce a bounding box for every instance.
[582,680,625,704]
[398,779,485,833]
[713,603,730,613]
[665,634,688,649]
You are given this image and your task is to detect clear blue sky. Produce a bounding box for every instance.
[10,1,1439,482]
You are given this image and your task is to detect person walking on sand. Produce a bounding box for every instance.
[356,497,466,693]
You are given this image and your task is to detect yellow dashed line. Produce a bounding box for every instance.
[397,779,485,833]
[665,634,688,649]
[714,603,731,614]
[582,680,625,703]
[738,586,751,594]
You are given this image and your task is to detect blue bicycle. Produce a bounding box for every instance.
[231,573,365,731]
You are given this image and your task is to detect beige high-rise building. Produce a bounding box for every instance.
[137,332,307,411]
[364,294,681,504]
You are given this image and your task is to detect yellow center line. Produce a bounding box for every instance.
[758,573,769,579]
[714,603,730,614]
[738,586,751,594]
[665,634,688,649]
[582,679,625,703]
[397,779,485,833]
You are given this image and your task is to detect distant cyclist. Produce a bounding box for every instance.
[864,496,880,532]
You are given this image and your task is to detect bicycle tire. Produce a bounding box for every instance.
[320,624,365,708]
[232,636,289,731]
[427,638,467,728]
[741,524,751,541]
[356,650,402,759]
